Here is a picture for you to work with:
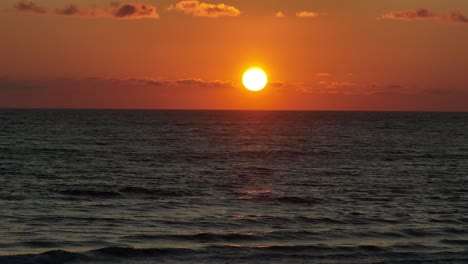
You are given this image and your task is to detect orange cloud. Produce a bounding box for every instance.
[14,1,160,19]
[296,11,319,18]
[381,8,468,24]
[14,1,47,14]
[168,0,240,18]
[276,11,285,18]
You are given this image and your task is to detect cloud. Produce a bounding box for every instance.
[127,78,167,86]
[296,11,319,18]
[381,8,468,24]
[14,1,47,14]
[381,8,440,21]
[0,76,239,109]
[283,80,408,95]
[14,1,160,19]
[448,11,468,24]
[276,11,285,18]
[268,81,284,88]
[0,76,42,91]
[122,77,405,95]
[422,88,468,96]
[55,5,83,16]
[174,78,234,88]
[112,3,159,19]
[168,0,240,18]
[56,78,468,98]
[90,77,234,89]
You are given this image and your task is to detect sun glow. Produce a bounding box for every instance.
[242,68,268,92]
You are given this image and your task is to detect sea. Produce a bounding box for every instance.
[0,110,467,264]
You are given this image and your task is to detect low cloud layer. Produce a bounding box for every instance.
[168,0,240,18]
[3,75,468,111]
[381,8,468,24]
[314,81,406,95]
[14,1,160,19]
[280,80,409,96]
[99,77,234,89]
[174,78,234,88]
[0,74,409,96]
[0,76,41,91]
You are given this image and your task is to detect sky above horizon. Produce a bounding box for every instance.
[1,0,468,111]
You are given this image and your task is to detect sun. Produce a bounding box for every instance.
[242,68,268,92]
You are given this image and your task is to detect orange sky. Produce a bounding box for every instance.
[1,0,468,111]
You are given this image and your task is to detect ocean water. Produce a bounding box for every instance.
[0,110,467,264]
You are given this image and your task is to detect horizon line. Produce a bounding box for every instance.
[1,107,467,113]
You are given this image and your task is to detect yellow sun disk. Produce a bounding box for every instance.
[243,68,268,92]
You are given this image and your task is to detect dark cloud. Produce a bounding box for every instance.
[168,0,240,18]
[381,8,468,24]
[422,88,468,96]
[113,3,159,19]
[14,1,160,19]
[14,1,47,14]
[175,78,234,88]
[114,4,137,17]
[127,78,167,86]
[56,5,80,16]
[381,8,439,20]
[448,11,468,24]
[86,77,233,89]
[289,80,408,95]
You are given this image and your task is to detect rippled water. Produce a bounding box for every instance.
[0,110,467,263]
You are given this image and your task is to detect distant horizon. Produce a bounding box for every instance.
[2,107,468,113]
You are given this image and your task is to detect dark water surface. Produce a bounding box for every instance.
[0,110,467,263]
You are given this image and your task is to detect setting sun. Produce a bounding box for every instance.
[242,68,268,92]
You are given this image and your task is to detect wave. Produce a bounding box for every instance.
[58,189,121,198]
[0,247,194,264]
[234,191,323,205]
[122,232,264,242]
[89,246,196,257]
[0,250,85,264]
[440,239,468,245]
[1,245,467,264]
[54,187,203,199]
[121,230,342,243]
[119,187,201,197]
